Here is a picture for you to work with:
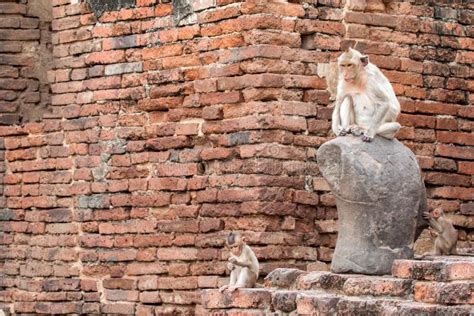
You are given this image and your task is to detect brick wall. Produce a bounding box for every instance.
[0,0,52,125]
[0,0,472,314]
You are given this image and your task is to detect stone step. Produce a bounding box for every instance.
[295,271,349,292]
[297,293,473,316]
[202,288,272,310]
[392,256,474,282]
[267,269,413,297]
[414,280,474,305]
[393,302,473,316]
[202,289,473,315]
[342,275,413,297]
[205,309,269,316]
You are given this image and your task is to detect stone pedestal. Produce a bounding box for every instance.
[317,136,427,275]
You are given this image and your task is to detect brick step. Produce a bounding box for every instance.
[342,275,413,297]
[414,280,474,305]
[202,288,273,310]
[392,256,474,281]
[203,308,269,316]
[297,293,473,315]
[201,289,473,315]
[266,269,413,297]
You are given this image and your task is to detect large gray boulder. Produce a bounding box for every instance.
[317,136,427,275]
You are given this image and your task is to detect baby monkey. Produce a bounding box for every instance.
[220,232,259,292]
[423,208,458,256]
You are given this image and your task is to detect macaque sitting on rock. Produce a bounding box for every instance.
[332,48,401,142]
[220,232,259,292]
[423,208,458,256]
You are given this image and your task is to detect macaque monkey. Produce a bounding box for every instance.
[219,232,259,292]
[332,48,401,142]
[317,62,339,102]
[423,208,458,256]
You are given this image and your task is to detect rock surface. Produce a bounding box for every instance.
[317,136,427,275]
[264,268,306,289]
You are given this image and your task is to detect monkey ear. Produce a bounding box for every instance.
[242,236,247,243]
[360,55,369,66]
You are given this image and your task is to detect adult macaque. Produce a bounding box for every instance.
[219,232,259,292]
[317,62,339,101]
[423,208,458,256]
[332,48,401,142]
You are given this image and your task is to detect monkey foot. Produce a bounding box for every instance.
[361,135,373,142]
[338,128,349,136]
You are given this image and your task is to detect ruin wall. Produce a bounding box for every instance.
[0,0,472,314]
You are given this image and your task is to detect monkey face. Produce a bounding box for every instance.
[431,209,442,219]
[338,48,369,82]
[339,62,357,81]
[228,242,243,256]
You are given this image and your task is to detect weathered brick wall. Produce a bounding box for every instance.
[0,0,52,125]
[0,0,472,314]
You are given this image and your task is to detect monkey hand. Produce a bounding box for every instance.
[219,285,228,292]
[228,256,238,264]
[423,212,431,220]
[361,131,374,142]
[227,262,235,271]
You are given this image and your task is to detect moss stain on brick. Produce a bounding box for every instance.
[85,0,136,17]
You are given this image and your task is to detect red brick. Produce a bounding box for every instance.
[126,262,168,275]
[102,303,136,315]
[157,276,198,290]
[85,51,125,65]
[414,281,473,304]
[343,276,412,297]
[154,3,172,16]
[430,186,474,200]
[140,291,162,303]
[157,248,198,261]
[437,131,474,146]
[161,54,201,69]
[200,91,243,105]
[138,97,183,110]
[458,161,474,175]
[202,289,272,309]
[105,289,139,301]
[436,144,474,160]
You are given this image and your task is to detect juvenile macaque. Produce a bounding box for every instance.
[317,62,339,101]
[220,232,259,292]
[332,48,401,142]
[423,208,458,256]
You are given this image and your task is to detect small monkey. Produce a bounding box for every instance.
[317,62,339,102]
[219,232,259,292]
[423,208,458,256]
[332,48,401,142]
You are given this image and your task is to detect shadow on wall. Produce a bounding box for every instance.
[85,0,192,25]
[85,0,136,17]
[0,0,53,124]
